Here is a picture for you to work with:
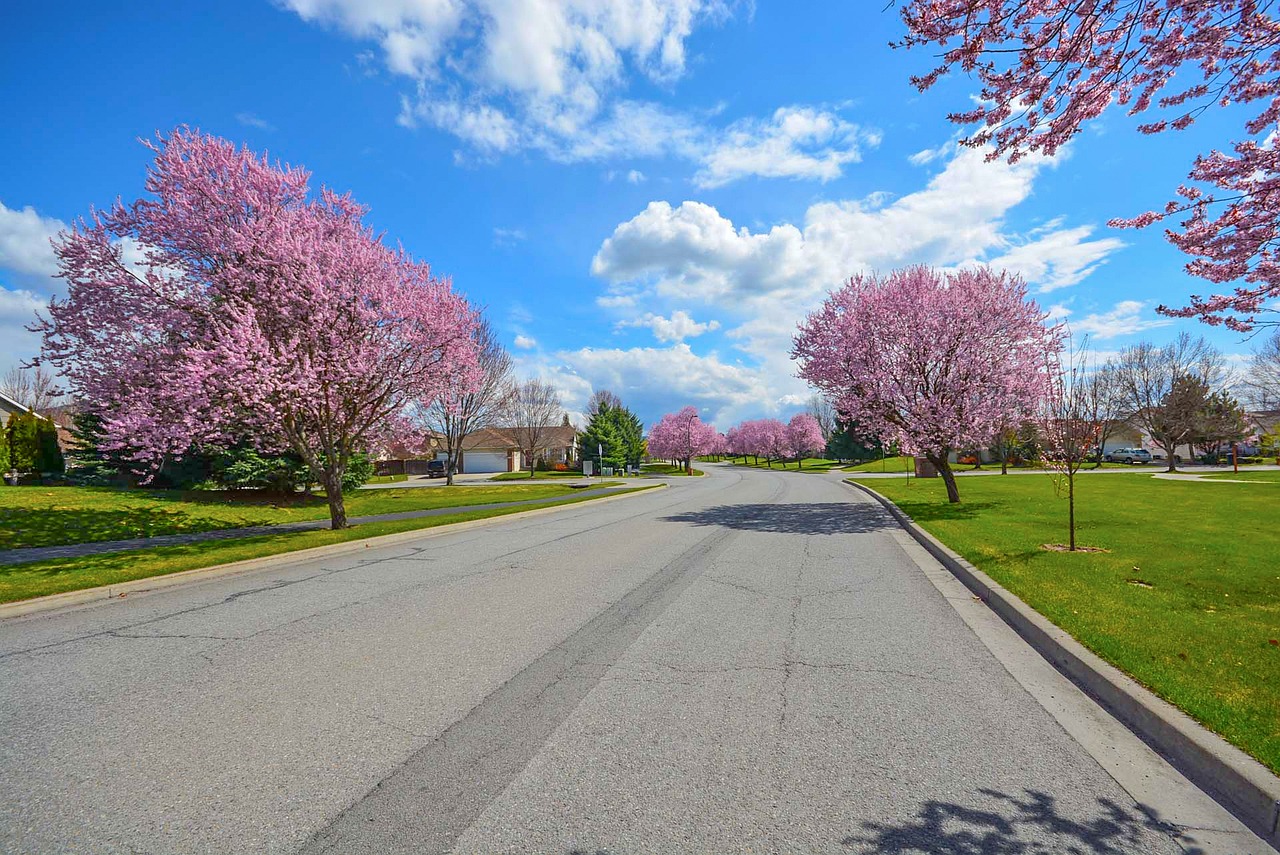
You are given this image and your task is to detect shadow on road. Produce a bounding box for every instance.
[840,788,1196,855]
[660,502,892,535]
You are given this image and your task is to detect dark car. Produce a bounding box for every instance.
[425,460,448,478]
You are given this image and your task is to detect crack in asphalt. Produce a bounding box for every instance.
[298,523,741,855]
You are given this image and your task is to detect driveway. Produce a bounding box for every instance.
[0,464,1269,853]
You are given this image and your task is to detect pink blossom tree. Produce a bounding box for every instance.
[896,0,1280,330]
[647,406,716,473]
[786,413,826,468]
[793,266,1060,503]
[38,128,480,528]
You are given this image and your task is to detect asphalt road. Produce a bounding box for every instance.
[0,465,1268,854]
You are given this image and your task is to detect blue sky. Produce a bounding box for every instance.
[0,0,1255,427]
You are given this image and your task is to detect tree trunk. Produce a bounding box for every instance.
[446,449,455,486]
[322,469,349,529]
[928,452,961,503]
[1068,472,1076,551]
[1163,443,1177,473]
[1000,455,1008,476]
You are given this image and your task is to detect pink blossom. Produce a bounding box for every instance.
[793,265,1060,501]
[897,1,1280,329]
[38,128,480,527]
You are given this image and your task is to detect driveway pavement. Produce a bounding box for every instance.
[0,464,1270,854]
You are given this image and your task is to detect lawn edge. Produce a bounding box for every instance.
[0,485,664,621]
[844,477,1280,846]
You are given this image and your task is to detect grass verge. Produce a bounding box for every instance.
[721,457,845,472]
[0,486,658,605]
[1202,471,1280,483]
[641,463,704,476]
[366,474,408,484]
[0,483,590,550]
[849,472,1280,775]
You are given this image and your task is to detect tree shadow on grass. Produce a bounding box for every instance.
[890,500,1001,523]
[0,506,286,550]
[841,788,1199,855]
[660,503,893,536]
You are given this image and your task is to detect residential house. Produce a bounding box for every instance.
[434,426,578,474]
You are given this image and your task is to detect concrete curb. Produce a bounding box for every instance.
[0,485,664,622]
[844,477,1280,846]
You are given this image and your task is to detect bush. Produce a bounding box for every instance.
[341,452,374,492]
[36,418,64,474]
[535,456,551,471]
[0,420,9,474]
[553,462,568,471]
[7,412,40,473]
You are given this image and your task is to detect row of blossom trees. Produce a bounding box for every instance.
[724,415,825,468]
[646,406,720,474]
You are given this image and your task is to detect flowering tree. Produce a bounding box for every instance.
[896,1,1280,330]
[647,406,716,473]
[39,128,480,528]
[786,413,826,468]
[794,266,1059,503]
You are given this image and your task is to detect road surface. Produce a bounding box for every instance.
[0,465,1269,854]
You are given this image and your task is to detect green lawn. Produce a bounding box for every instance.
[724,457,845,472]
[489,470,587,480]
[641,463,704,476]
[366,474,408,484]
[0,486,657,604]
[0,483,595,550]
[843,455,916,473]
[851,472,1280,774]
[1203,471,1280,483]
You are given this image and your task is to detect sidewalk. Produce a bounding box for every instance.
[0,486,634,567]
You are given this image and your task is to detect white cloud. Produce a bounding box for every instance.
[287,0,723,151]
[627,169,647,184]
[984,220,1125,292]
[618,309,720,342]
[0,286,48,376]
[1058,300,1174,340]
[587,145,1127,421]
[235,112,276,131]
[540,343,770,427]
[287,3,886,187]
[513,334,538,349]
[693,106,879,188]
[493,226,526,246]
[0,201,66,280]
[591,146,1123,307]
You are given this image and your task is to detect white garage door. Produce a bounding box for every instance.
[462,451,508,473]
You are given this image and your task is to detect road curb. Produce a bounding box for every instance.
[844,477,1280,846]
[0,485,664,622]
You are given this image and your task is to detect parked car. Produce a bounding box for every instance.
[1149,450,1183,464]
[425,460,448,478]
[1104,448,1153,464]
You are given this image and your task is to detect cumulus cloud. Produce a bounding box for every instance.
[288,0,723,152]
[618,309,720,342]
[592,146,1122,308]
[288,3,884,187]
[693,106,880,188]
[0,286,48,375]
[0,201,66,280]
[583,145,1128,423]
[513,334,538,349]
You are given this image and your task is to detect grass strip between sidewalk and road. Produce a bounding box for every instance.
[849,471,1280,776]
[640,463,704,476]
[0,486,657,605]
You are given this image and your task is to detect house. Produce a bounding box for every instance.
[0,391,29,427]
[434,426,579,474]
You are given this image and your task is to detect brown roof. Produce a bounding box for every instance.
[463,426,577,450]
